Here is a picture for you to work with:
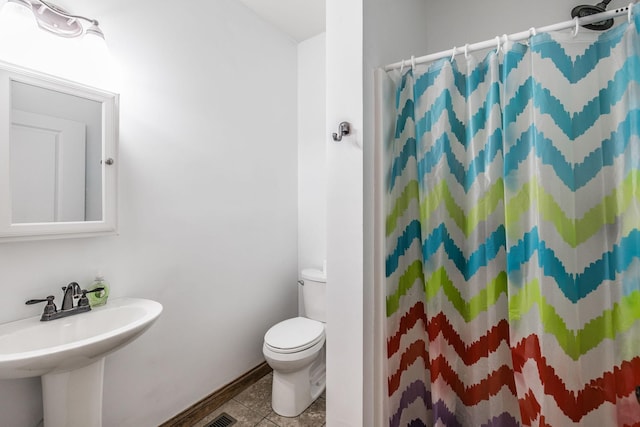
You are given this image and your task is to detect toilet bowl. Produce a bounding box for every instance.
[263,268,326,417]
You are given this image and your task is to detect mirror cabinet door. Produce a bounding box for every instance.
[0,62,118,241]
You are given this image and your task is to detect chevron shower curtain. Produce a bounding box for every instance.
[385,6,640,426]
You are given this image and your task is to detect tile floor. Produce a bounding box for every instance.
[194,372,326,427]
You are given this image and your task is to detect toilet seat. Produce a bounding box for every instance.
[264,317,325,354]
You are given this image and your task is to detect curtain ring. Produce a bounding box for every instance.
[572,17,580,37]
[464,43,470,59]
[501,34,509,52]
[411,55,416,70]
[495,36,501,54]
[529,27,537,37]
[399,60,405,74]
[629,3,634,23]
[450,46,457,62]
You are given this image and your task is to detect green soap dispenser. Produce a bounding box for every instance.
[87,274,110,307]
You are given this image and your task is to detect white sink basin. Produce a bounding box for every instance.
[0,297,162,427]
[0,297,162,379]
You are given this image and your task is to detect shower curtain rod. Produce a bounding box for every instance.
[385,3,635,71]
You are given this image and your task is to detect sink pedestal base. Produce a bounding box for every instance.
[42,358,105,427]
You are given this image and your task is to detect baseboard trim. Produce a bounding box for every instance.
[160,362,272,427]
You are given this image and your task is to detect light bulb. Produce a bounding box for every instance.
[0,1,37,31]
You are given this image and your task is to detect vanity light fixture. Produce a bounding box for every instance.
[2,0,106,41]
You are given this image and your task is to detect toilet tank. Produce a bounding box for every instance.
[301,268,326,322]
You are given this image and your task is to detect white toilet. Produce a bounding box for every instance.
[262,268,326,417]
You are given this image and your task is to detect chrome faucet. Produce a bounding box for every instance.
[61,282,82,310]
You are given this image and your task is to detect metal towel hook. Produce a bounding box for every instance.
[332,121,351,142]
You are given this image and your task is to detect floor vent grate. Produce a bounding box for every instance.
[204,412,237,427]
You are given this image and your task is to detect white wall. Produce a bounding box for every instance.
[0,0,298,426]
[423,0,618,54]
[297,33,326,276]
[326,0,364,425]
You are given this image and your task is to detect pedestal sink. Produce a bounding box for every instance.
[0,297,162,427]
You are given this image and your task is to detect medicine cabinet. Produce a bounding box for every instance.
[0,61,118,241]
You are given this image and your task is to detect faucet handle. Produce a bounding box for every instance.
[26,295,57,315]
[78,287,105,307]
[26,295,55,305]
